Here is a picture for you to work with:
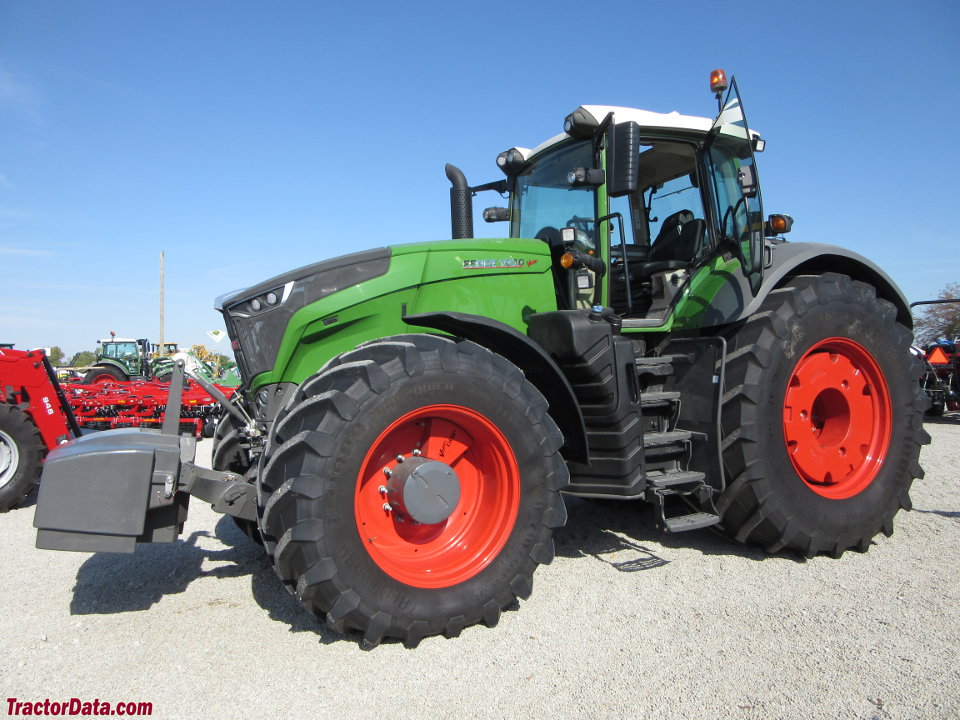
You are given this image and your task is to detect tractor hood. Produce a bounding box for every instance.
[215,248,391,383]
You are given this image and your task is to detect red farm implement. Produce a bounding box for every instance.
[0,346,235,511]
[61,379,235,438]
[0,348,81,510]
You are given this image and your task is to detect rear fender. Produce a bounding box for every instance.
[759,242,912,327]
[689,242,912,330]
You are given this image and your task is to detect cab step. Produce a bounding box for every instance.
[646,469,705,489]
[663,511,721,533]
[640,390,681,409]
[635,354,692,377]
[642,429,691,448]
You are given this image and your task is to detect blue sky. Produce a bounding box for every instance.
[1,0,958,356]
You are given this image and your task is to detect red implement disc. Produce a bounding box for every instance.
[783,338,892,499]
[355,404,520,588]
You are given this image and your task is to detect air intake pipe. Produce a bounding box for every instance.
[445,164,474,240]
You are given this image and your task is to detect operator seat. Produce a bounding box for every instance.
[635,209,705,278]
[651,210,694,254]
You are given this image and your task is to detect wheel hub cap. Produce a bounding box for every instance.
[386,456,461,525]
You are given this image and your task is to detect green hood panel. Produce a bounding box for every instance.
[249,238,557,392]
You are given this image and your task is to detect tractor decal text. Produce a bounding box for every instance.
[462,258,538,270]
[438,429,457,458]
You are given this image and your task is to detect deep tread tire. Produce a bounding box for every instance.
[258,334,568,647]
[0,404,44,512]
[718,273,929,557]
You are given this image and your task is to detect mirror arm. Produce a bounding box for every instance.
[469,179,508,195]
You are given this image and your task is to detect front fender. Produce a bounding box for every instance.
[404,311,589,463]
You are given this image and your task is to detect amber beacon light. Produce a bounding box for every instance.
[710,69,728,97]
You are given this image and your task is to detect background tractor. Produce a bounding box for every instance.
[81,335,157,383]
[34,70,928,648]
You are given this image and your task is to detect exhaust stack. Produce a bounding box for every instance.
[445,164,473,240]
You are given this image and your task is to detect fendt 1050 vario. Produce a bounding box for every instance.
[34,71,929,648]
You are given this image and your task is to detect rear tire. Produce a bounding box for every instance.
[0,404,44,512]
[83,366,126,384]
[258,335,568,648]
[718,274,929,557]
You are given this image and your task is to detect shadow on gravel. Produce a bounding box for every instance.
[69,516,359,644]
[70,519,261,616]
[911,508,960,520]
[554,496,800,568]
[922,412,960,425]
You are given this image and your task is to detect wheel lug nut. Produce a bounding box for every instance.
[412,449,422,456]
[383,467,392,477]
[378,485,388,494]
[396,454,405,463]
[382,503,393,512]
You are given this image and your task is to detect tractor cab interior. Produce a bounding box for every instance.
[608,139,709,321]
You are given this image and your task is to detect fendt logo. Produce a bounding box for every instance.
[462,258,539,270]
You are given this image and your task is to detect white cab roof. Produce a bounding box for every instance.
[527,105,714,158]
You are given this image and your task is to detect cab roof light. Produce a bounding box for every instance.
[710,69,728,98]
[563,108,599,139]
[496,148,526,176]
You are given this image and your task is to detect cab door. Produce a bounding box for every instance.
[704,78,764,294]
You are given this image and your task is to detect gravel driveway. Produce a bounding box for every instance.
[1,421,957,719]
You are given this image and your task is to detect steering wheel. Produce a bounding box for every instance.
[534,226,562,246]
[721,196,747,243]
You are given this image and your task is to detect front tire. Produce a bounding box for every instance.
[0,404,44,512]
[718,274,929,557]
[258,335,568,648]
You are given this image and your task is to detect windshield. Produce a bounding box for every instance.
[511,140,597,249]
[102,342,138,358]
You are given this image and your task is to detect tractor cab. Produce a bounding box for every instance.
[481,70,787,330]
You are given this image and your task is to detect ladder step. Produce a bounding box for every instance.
[643,429,691,448]
[634,353,692,376]
[663,512,721,533]
[641,390,680,408]
[646,470,705,489]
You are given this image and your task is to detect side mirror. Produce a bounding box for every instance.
[606,121,641,198]
[737,164,758,198]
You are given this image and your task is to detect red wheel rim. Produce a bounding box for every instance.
[355,404,520,588]
[782,337,892,499]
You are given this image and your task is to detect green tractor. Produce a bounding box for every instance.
[35,71,928,648]
[81,335,156,383]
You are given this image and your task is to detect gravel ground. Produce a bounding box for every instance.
[1,420,958,720]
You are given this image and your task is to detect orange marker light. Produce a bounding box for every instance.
[560,252,575,269]
[710,69,728,95]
